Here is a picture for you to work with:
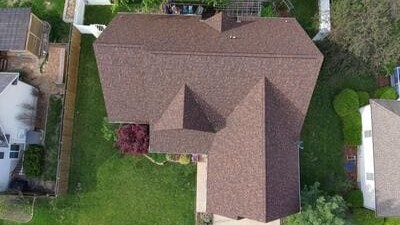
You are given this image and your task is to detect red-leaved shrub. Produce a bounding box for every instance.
[116,124,149,155]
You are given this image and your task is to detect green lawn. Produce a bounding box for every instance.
[300,40,377,194]
[2,35,196,225]
[42,95,63,181]
[5,0,70,42]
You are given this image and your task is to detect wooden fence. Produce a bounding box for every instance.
[55,27,81,195]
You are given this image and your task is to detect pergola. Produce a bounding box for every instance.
[217,0,293,17]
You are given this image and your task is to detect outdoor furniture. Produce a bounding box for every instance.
[163,3,205,16]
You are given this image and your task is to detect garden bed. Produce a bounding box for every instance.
[42,95,63,181]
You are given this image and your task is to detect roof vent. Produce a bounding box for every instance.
[229,35,237,39]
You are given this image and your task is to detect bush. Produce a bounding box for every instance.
[203,0,229,7]
[373,86,398,100]
[23,145,44,177]
[101,117,117,142]
[178,154,191,165]
[116,124,149,155]
[333,89,360,117]
[342,112,362,145]
[352,208,384,225]
[345,189,363,208]
[357,91,370,107]
[261,4,277,17]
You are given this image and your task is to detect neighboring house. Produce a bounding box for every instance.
[0,72,39,192]
[63,0,112,37]
[94,13,323,223]
[359,99,400,216]
[0,8,49,59]
[390,66,400,95]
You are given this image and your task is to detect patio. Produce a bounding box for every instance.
[6,44,66,130]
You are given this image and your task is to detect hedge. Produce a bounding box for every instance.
[357,91,370,107]
[342,112,362,145]
[345,189,363,208]
[333,89,360,117]
[373,86,398,100]
[23,145,44,177]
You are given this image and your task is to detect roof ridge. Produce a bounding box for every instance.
[95,44,321,59]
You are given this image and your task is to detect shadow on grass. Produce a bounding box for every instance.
[300,39,377,194]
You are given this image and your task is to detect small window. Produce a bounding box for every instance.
[0,152,4,159]
[366,172,374,181]
[10,144,20,151]
[364,130,372,138]
[9,152,19,159]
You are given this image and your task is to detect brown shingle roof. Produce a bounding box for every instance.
[371,99,400,217]
[94,13,323,222]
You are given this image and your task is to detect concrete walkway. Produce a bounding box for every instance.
[214,215,281,225]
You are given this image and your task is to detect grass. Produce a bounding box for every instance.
[300,40,377,194]
[291,0,318,36]
[1,35,196,225]
[6,0,70,42]
[42,95,63,181]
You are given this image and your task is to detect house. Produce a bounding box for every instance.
[0,8,49,60]
[359,99,400,216]
[0,72,39,192]
[94,13,323,223]
[390,66,400,95]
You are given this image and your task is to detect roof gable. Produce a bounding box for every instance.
[154,84,214,132]
[0,73,18,95]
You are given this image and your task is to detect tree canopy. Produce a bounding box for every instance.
[285,183,348,225]
[116,124,149,155]
[331,0,400,75]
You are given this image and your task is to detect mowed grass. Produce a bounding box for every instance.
[300,40,377,193]
[1,35,196,225]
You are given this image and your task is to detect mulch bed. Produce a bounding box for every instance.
[344,145,357,184]
[377,75,390,87]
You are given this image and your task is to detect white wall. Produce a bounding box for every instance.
[358,105,376,210]
[0,77,37,192]
[74,0,112,25]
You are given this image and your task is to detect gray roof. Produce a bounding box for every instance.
[371,99,400,216]
[0,72,18,94]
[26,130,42,145]
[0,8,31,51]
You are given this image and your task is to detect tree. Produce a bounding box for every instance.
[116,124,149,155]
[331,0,400,75]
[285,183,348,225]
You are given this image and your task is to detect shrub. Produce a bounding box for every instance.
[345,189,363,208]
[357,91,370,107]
[342,112,362,145]
[101,117,117,142]
[261,4,277,17]
[333,89,359,117]
[373,86,398,100]
[116,124,149,155]
[178,154,191,165]
[352,208,384,225]
[23,145,44,177]
[285,182,348,225]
